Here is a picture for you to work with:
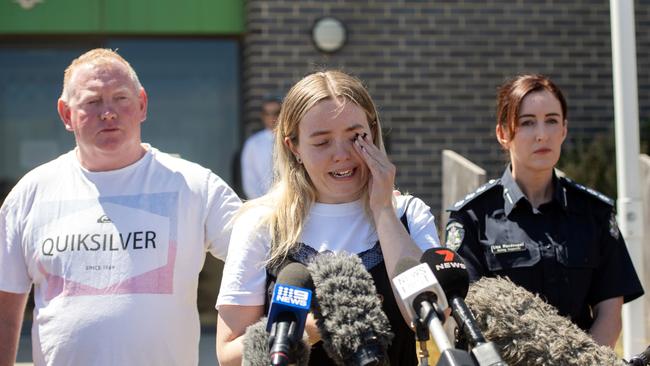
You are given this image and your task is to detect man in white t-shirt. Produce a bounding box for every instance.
[240,97,281,199]
[0,48,241,366]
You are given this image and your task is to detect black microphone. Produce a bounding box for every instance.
[421,248,506,366]
[627,346,650,366]
[266,262,314,366]
[242,317,311,366]
[392,257,475,366]
[307,252,393,366]
[465,276,624,365]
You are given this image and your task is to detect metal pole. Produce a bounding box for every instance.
[610,0,647,358]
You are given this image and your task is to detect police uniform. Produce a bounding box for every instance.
[445,166,644,330]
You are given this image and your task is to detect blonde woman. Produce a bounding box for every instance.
[216,71,441,365]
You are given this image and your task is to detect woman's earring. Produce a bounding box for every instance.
[296,156,302,164]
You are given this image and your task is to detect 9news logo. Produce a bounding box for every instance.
[275,285,311,308]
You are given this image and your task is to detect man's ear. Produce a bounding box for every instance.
[57,99,74,131]
[496,124,509,149]
[139,88,148,123]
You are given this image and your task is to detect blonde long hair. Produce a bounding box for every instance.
[243,70,387,268]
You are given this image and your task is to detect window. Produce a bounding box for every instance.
[0,38,241,203]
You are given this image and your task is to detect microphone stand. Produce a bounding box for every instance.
[414,316,430,366]
[415,300,475,366]
[450,298,507,366]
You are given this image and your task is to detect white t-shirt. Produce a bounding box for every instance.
[217,195,440,307]
[0,144,241,366]
[240,128,274,199]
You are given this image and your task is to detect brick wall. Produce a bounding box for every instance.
[243,0,650,217]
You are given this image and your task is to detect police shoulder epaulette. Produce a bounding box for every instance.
[560,177,614,206]
[448,178,501,212]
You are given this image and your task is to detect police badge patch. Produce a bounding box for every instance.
[609,212,620,240]
[445,221,465,251]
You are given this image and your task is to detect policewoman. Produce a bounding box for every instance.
[445,74,643,347]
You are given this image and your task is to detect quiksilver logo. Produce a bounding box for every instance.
[41,231,157,256]
[97,215,112,223]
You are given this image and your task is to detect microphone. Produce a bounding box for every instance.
[307,252,393,366]
[627,346,650,366]
[421,248,506,366]
[392,257,475,366]
[266,262,314,366]
[392,258,451,349]
[242,317,311,366]
[465,276,624,365]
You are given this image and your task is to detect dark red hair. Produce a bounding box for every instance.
[496,74,567,141]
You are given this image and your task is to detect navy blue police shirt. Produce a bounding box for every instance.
[445,166,644,331]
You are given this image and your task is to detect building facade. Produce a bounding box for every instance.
[243,0,650,215]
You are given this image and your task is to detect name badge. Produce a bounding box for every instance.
[490,242,526,255]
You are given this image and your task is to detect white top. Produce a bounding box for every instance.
[241,128,274,199]
[217,195,440,307]
[0,144,241,366]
